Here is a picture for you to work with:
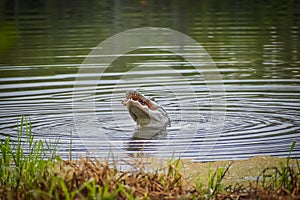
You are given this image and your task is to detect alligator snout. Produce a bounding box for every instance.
[121,90,171,128]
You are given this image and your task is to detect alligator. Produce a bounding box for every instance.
[121,90,171,130]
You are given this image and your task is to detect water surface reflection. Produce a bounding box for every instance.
[0,1,300,161]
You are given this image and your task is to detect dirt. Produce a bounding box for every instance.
[178,156,299,186]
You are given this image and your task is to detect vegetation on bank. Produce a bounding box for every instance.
[0,117,299,199]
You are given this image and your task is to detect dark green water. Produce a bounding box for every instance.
[0,0,300,161]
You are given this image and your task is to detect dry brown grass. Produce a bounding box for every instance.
[1,156,300,199]
[30,157,200,199]
[2,118,299,199]
[48,157,300,200]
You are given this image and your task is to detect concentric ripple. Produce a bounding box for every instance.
[1,62,300,161]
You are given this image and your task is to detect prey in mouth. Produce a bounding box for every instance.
[121,90,170,128]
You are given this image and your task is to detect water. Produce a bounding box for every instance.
[1,1,300,161]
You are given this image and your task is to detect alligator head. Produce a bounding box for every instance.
[121,90,171,129]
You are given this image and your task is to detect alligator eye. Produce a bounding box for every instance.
[139,100,146,105]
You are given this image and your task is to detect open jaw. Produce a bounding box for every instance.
[126,99,151,126]
[121,90,170,128]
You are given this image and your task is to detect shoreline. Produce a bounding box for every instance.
[1,119,299,199]
[179,155,299,186]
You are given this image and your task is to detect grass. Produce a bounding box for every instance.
[0,117,299,199]
[207,162,232,196]
[253,140,300,198]
[0,116,60,199]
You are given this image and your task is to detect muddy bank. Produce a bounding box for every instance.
[179,156,299,186]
